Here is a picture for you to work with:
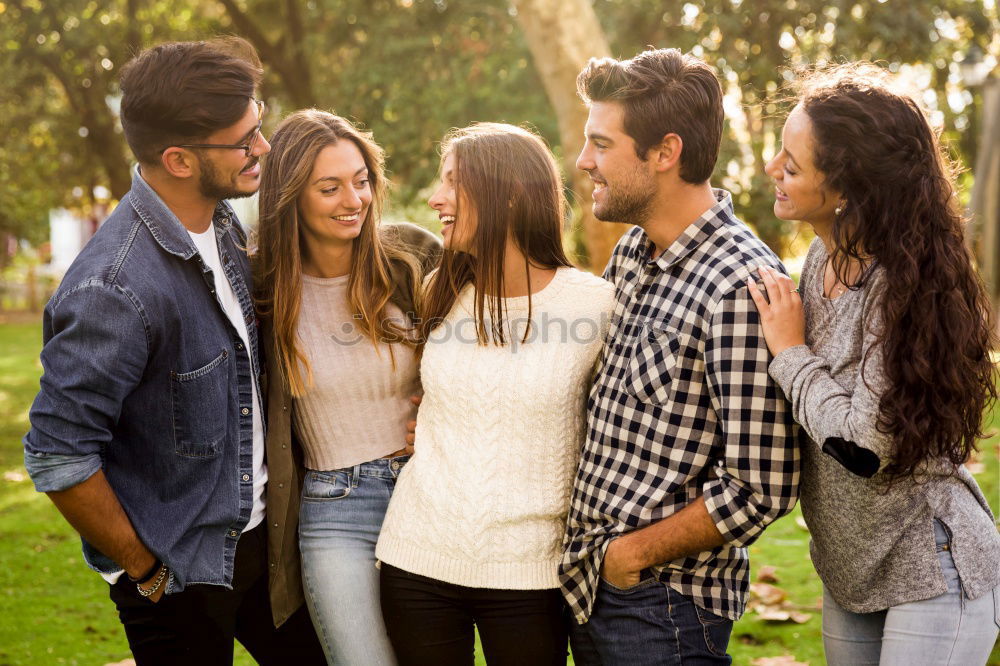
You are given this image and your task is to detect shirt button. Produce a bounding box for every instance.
[273,522,278,528]
[270,562,276,568]
[281,444,287,449]
[278,483,284,488]
[236,342,244,350]
[229,530,238,537]
[241,407,250,415]
[242,474,250,482]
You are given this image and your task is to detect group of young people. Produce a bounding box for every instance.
[22,34,1000,666]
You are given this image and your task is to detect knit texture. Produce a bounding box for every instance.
[376,267,615,589]
[294,273,420,471]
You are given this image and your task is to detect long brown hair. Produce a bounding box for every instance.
[420,123,572,345]
[253,109,421,397]
[797,63,998,477]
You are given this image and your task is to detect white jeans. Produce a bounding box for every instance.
[822,520,999,665]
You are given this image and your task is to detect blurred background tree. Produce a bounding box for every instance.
[1,0,996,270]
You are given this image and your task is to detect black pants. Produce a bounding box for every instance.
[109,524,324,666]
[380,563,568,666]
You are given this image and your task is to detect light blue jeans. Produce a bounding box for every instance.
[822,520,1000,665]
[299,455,409,666]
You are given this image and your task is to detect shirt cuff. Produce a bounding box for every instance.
[23,450,102,493]
[702,479,763,548]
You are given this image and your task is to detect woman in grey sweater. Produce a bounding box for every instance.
[747,63,1000,665]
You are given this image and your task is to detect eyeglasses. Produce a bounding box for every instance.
[160,98,265,157]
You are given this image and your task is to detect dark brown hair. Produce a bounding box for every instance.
[420,123,572,345]
[253,110,421,397]
[119,36,263,165]
[576,48,723,183]
[797,62,998,478]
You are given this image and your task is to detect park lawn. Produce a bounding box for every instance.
[0,321,997,665]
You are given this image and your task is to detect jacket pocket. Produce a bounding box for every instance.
[622,325,680,405]
[171,350,229,458]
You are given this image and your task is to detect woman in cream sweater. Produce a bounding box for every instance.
[376,123,615,665]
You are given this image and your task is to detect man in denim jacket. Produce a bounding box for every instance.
[23,38,323,664]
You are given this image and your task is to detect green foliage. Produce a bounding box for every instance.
[0,0,996,254]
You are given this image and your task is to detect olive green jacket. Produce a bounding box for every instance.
[262,221,442,626]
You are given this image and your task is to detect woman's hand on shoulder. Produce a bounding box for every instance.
[747,265,806,357]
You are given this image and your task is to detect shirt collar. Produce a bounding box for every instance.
[637,188,735,272]
[128,164,236,260]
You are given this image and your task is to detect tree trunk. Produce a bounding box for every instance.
[217,0,317,108]
[511,0,624,272]
[970,77,1000,329]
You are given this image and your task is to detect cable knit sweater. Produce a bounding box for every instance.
[375,267,615,590]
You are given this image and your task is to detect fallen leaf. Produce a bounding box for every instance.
[750,582,787,606]
[751,657,808,666]
[789,610,813,624]
[3,470,26,483]
[756,607,791,621]
[103,661,136,666]
[756,565,779,583]
[795,515,809,532]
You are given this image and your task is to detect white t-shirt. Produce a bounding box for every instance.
[187,222,267,532]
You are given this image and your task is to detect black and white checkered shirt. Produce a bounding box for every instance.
[560,190,800,623]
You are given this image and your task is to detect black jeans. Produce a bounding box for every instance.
[380,563,568,666]
[108,524,324,666]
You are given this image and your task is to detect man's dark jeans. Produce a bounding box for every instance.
[109,524,323,665]
[569,576,733,666]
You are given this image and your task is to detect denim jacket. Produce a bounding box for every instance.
[24,169,262,595]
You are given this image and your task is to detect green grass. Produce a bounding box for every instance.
[0,320,997,665]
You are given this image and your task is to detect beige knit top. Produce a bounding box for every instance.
[293,273,419,470]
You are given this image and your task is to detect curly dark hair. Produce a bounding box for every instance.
[796,63,997,478]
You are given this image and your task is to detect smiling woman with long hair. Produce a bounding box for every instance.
[375,123,615,665]
[252,110,441,665]
[747,64,1000,665]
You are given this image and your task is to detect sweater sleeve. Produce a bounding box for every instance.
[768,271,892,478]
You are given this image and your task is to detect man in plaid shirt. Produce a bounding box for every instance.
[560,49,800,664]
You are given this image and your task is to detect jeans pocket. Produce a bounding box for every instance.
[599,575,660,595]
[302,469,352,501]
[693,604,733,657]
[171,350,229,458]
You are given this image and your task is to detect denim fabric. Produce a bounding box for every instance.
[299,456,408,665]
[822,519,1000,665]
[23,168,262,592]
[569,576,733,666]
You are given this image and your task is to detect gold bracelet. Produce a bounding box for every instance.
[136,565,168,598]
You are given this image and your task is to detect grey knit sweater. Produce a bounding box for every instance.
[769,238,1000,613]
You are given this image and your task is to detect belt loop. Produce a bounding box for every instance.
[352,464,362,488]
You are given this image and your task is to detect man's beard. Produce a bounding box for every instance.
[592,163,655,227]
[198,154,258,201]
